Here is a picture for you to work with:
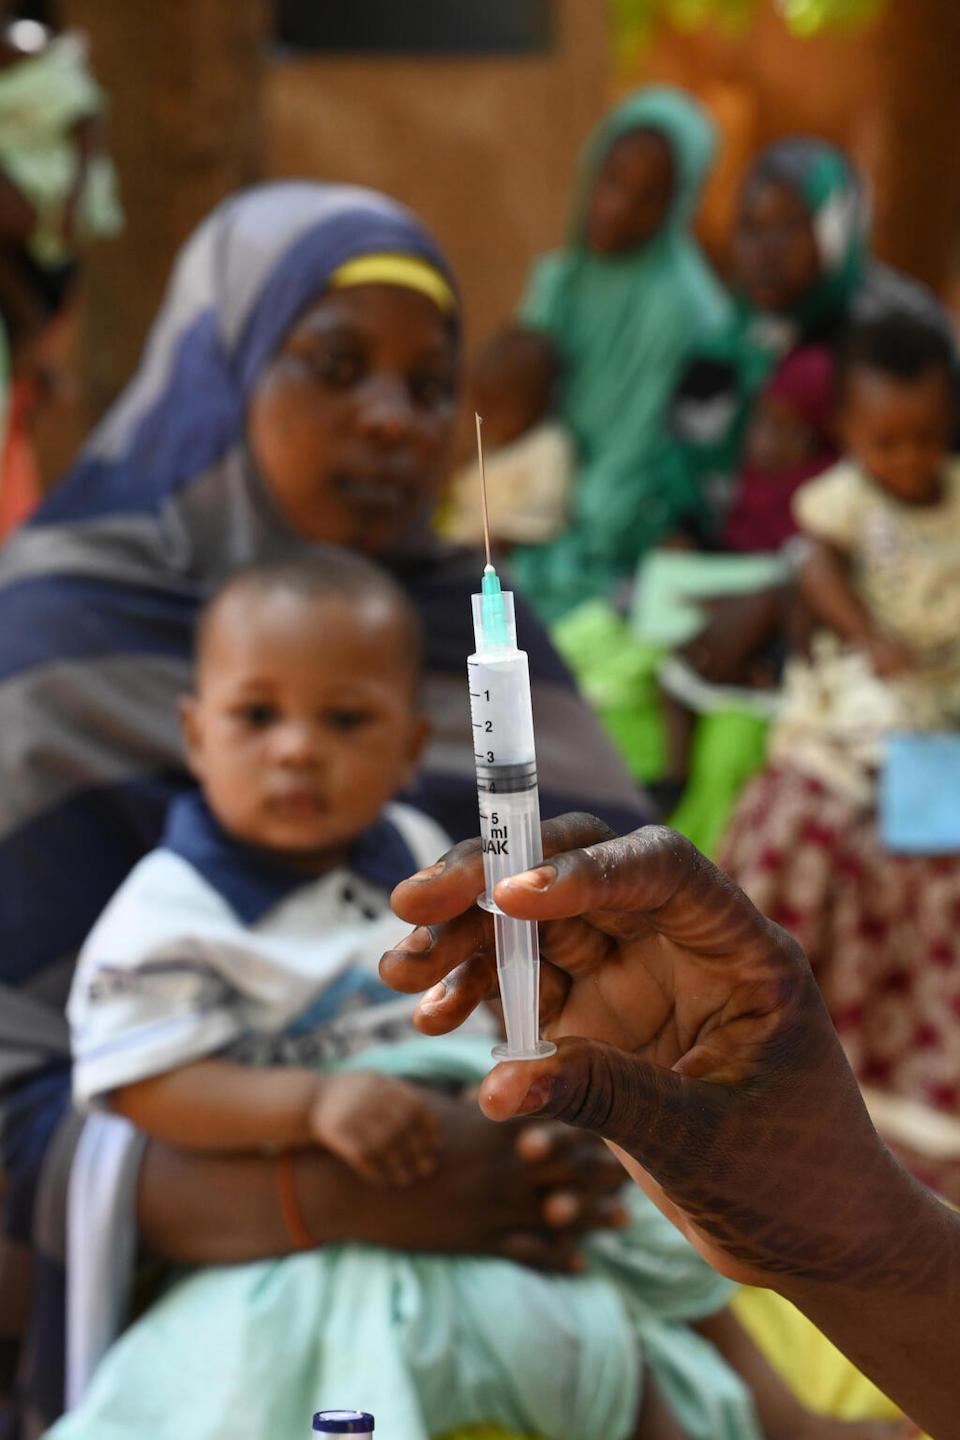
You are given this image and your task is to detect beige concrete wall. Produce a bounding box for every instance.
[263,0,610,356]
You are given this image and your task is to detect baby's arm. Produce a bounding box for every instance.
[694,1309,909,1440]
[800,538,912,677]
[111,1058,329,1153]
[111,1061,439,1186]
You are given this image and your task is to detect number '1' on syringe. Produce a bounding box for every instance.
[466,414,556,1061]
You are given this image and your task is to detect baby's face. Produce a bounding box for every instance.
[744,395,820,474]
[841,366,953,506]
[181,589,426,868]
[472,369,548,450]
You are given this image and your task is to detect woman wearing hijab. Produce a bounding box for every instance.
[664,136,947,537]
[0,182,651,1436]
[500,87,731,622]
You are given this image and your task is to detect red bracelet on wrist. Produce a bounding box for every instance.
[276,1151,314,1251]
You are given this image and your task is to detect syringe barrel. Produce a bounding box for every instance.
[467,645,542,891]
[468,616,554,1059]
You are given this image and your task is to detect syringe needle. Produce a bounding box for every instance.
[475,411,492,571]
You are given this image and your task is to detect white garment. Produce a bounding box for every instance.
[445,421,573,546]
[772,460,960,798]
[68,801,448,1107]
[65,798,449,1405]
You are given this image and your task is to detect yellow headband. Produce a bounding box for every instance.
[329,252,456,315]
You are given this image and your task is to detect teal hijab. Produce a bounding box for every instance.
[746,137,868,339]
[511,87,730,621]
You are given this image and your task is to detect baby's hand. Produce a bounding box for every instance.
[308,1071,440,1186]
[864,632,913,679]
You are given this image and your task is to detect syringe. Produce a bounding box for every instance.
[467,416,556,1062]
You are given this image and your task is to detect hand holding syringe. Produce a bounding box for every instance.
[467,416,556,1061]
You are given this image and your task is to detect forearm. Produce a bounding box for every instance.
[800,540,874,646]
[111,1058,321,1153]
[693,1308,809,1439]
[136,1139,376,1263]
[777,1168,960,1438]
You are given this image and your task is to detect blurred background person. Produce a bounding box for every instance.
[478,87,731,623]
[723,310,960,1202]
[0,4,120,541]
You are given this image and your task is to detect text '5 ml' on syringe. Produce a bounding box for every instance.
[466,413,556,1061]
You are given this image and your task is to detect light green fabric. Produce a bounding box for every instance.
[510,87,731,621]
[0,33,122,265]
[49,1035,759,1440]
[668,709,770,859]
[631,549,790,651]
[551,599,666,782]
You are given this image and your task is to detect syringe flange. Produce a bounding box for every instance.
[492,1040,557,1061]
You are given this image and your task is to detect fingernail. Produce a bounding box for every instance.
[411,861,445,881]
[399,927,433,954]
[505,865,556,892]
[546,1192,580,1225]
[421,980,447,1008]
[516,1077,554,1114]
[516,1124,552,1159]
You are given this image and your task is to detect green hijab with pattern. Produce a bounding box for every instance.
[662,139,874,539]
[745,137,869,337]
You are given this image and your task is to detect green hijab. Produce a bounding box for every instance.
[746,137,868,338]
[512,87,730,621]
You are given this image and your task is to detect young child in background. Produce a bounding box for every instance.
[632,345,838,817]
[772,312,960,797]
[721,344,838,555]
[444,327,573,548]
[54,553,904,1440]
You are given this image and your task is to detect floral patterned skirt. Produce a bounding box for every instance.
[722,762,960,1201]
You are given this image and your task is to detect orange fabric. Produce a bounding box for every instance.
[0,379,40,541]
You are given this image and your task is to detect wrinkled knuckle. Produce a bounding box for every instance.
[544,811,612,855]
[552,1042,620,1135]
[762,914,807,971]
[440,835,483,869]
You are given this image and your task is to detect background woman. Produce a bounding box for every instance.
[0,182,647,1435]
[483,87,731,622]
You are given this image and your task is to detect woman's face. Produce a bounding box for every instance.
[733,176,822,314]
[584,129,675,257]
[248,284,458,556]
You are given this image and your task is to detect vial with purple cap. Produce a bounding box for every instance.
[313,1412,374,1437]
